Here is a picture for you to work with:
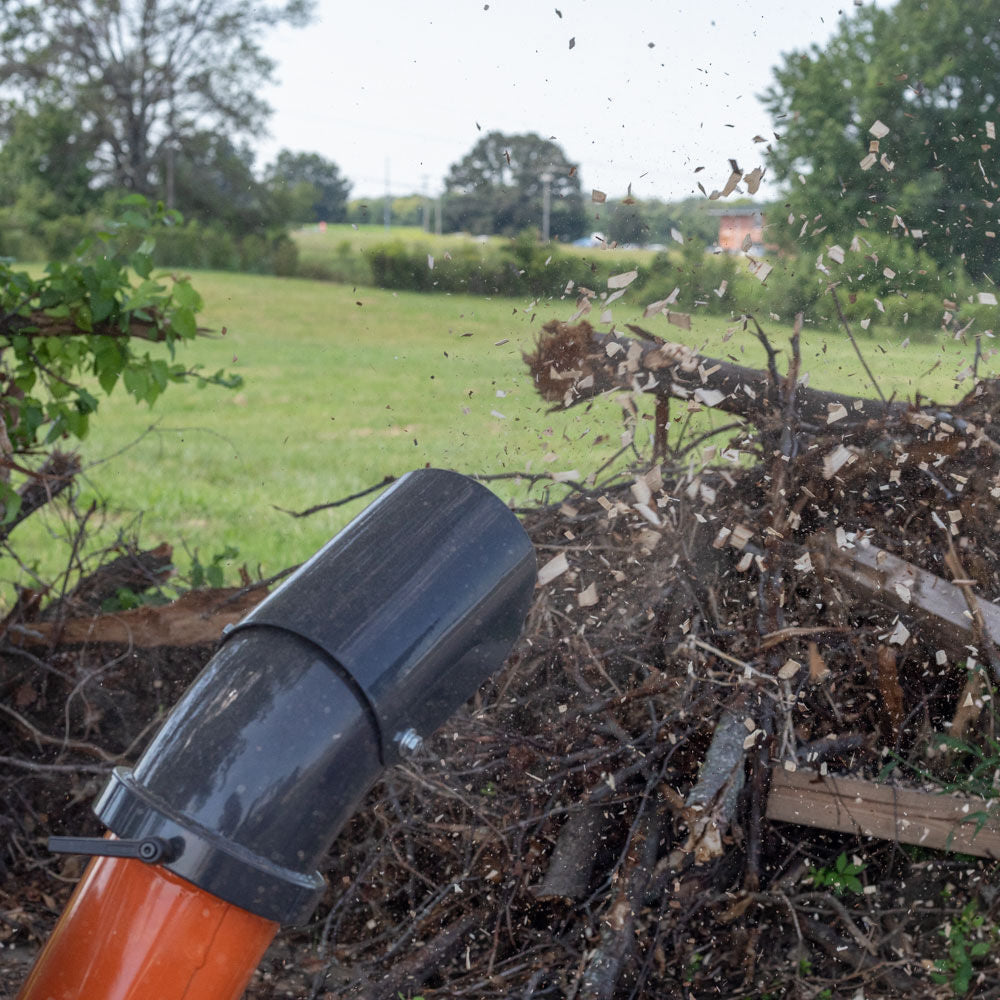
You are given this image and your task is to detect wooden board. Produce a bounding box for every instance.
[819,533,1000,659]
[767,768,1000,859]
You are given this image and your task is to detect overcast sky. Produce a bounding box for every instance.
[258,0,886,203]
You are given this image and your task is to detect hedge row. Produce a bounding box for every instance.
[365,232,647,300]
[9,211,996,341]
[0,207,299,277]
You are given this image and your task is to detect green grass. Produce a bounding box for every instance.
[5,271,990,598]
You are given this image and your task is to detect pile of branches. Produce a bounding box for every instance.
[7,315,1000,998]
[253,317,1000,998]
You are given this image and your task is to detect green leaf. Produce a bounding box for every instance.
[130,252,153,279]
[122,366,150,401]
[0,482,22,525]
[171,279,202,311]
[169,306,198,340]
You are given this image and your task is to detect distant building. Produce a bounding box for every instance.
[709,207,767,254]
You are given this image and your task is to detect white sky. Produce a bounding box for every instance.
[258,0,885,203]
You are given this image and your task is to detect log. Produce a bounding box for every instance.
[767,768,1000,858]
[10,586,267,648]
[524,320,909,432]
[532,802,609,900]
[681,700,748,862]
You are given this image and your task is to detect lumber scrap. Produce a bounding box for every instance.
[767,768,1000,859]
[816,533,1000,665]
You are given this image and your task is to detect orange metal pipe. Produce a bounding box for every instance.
[18,853,277,1000]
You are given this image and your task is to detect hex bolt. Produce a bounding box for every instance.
[395,728,423,753]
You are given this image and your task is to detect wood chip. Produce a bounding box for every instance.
[746,258,772,283]
[577,582,598,608]
[608,270,638,290]
[537,552,570,586]
[729,524,753,551]
[777,659,800,680]
[591,189,607,203]
[742,166,764,194]
[869,120,890,139]
[808,642,830,683]
[822,444,859,479]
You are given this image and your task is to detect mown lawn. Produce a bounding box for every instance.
[6,271,992,596]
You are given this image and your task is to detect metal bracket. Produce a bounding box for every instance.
[48,835,181,865]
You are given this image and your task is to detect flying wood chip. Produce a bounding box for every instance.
[869,119,890,139]
[592,189,607,203]
[607,269,638,290]
[742,166,764,194]
[709,159,742,200]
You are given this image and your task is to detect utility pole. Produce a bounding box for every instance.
[384,158,391,230]
[422,175,430,232]
[540,171,553,242]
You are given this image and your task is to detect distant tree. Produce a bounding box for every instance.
[443,132,585,241]
[346,195,433,228]
[761,0,1000,277]
[643,198,720,248]
[0,104,98,217]
[0,0,313,204]
[268,150,351,224]
[167,132,282,236]
[606,199,649,245]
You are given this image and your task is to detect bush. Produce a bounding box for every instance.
[362,231,639,299]
[152,220,299,275]
[0,195,241,519]
[367,240,434,292]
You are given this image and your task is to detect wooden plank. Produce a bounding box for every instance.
[817,533,1000,659]
[766,768,1000,859]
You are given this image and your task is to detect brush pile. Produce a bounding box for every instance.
[6,318,1000,998]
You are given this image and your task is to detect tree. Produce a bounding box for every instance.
[443,132,586,241]
[0,0,313,204]
[0,104,99,218]
[0,195,240,524]
[169,132,282,236]
[761,1,1000,278]
[606,199,648,246]
[267,150,351,224]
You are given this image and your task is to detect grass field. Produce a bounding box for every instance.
[6,271,993,598]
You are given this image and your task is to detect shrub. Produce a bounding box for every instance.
[0,195,241,522]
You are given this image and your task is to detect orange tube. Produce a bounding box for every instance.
[18,854,278,1000]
